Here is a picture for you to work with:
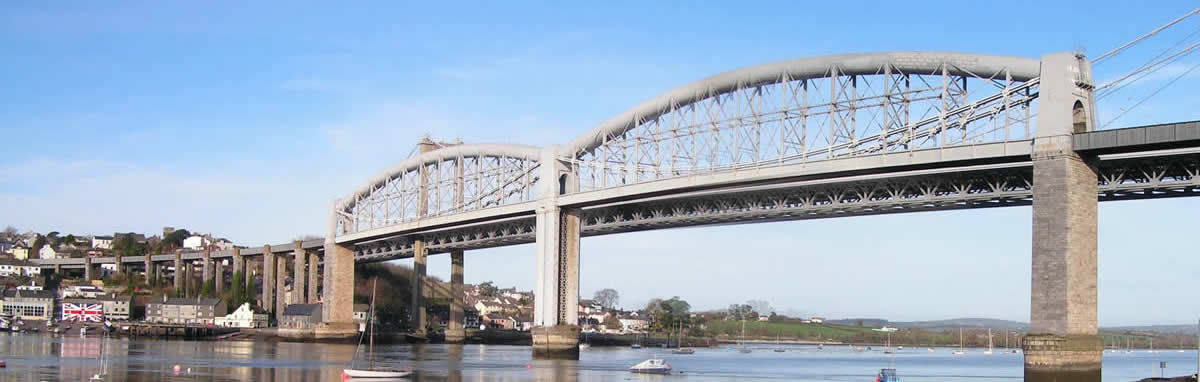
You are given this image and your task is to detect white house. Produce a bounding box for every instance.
[0,260,42,277]
[212,238,235,251]
[618,317,649,332]
[62,285,107,299]
[215,303,269,328]
[11,245,30,260]
[91,236,113,250]
[183,235,208,250]
[38,246,60,259]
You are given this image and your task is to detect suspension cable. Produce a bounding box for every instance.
[1093,8,1200,65]
[1101,60,1200,128]
[1095,39,1200,93]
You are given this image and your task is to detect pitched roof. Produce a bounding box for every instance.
[150,297,222,306]
[2,289,56,299]
[283,304,321,316]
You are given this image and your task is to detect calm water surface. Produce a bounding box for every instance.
[0,334,1195,381]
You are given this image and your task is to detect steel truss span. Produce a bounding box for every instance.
[351,153,1200,262]
[335,52,1047,242]
[338,144,542,235]
[566,52,1042,192]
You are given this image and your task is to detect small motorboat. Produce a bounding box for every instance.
[342,368,412,378]
[876,368,899,382]
[630,343,642,349]
[578,343,591,350]
[630,358,671,374]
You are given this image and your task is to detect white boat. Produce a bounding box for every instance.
[80,326,90,336]
[343,278,412,379]
[983,329,994,355]
[736,319,751,353]
[343,369,412,378]
[951,328,966,355]
[630,358,671,374]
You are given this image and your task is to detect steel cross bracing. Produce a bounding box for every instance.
[568,64,1038,192]
[350,153,1200,262]
[342,150,541,235]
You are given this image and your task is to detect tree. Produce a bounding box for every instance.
[163,229,191,250]
[478,281,498,297]
[2,226,17,239]
[31,235,46,253]
[593,288,619,311]
[200,280,215,298]
[728,304,752,320]
[602,314,622,330]
[746,299,774,316]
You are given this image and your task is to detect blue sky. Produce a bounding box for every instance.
[2,1,1199,325]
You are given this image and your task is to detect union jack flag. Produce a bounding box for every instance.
[62,303,102,322]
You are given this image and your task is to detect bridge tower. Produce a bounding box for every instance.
[1025,52,1102,381]
[532,145,582,359]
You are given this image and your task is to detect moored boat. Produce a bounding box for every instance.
[630,358,671,374]
[343,278,413,379]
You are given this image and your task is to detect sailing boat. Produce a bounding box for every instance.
[773,331,786,352]
[952,328,966,355]
[672,322,695,354]
[343,278,412,379]
[984,329,994,355]
[737,319,752,353]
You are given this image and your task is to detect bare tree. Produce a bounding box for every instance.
[746,300,774,316]
[2,226,17,239]
[593,288,619,311]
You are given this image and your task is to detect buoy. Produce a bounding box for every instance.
[0,360,6,368]
[173,365,181,372]
[526,364,532,369]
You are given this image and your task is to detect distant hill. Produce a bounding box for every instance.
[1103,324,1198,334]
[825,317,1196,334]
[891,318,1029,331]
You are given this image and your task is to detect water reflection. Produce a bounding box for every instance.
[0,333,1194,381]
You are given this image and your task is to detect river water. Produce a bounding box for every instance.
[0,334,1195,381]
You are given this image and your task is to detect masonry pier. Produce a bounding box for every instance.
[1023,52,1103,382]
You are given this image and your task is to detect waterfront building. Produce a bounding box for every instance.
[280,303,322,329]
[1,287,55,320]
[483,313,515,330]
[146,296,226,326]
[38,246,59,260]
[61,299,104,322]
[98,295,133,321]
[215,303,268,328]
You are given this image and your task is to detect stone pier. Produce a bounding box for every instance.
[232,247,244,290]
[113,254,123,276]
[275,254,287,324]
[184,262,193,297]
[446,249,465,344]
[263,245,275,317]
[215,260,223,294]
[84,256,94,281]
[144,255,155,286]
[202,247,212,292]
[315,201,358,339]
[1023,52,1102,382]
[410,238,427,337]
[173,250,183,292]
[292,241,306,304]
[531,146,581,359]
[307,250,318,303]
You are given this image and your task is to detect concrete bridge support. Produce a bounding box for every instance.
[445,249,466,344]
[173,250,183,293]
[1024,52,1102,382]
[184,262,193,297]
[293,241,306,304]
[84,256,94,281]
[113,254,123,276]
[202,247,212,292]
[144,256,155,286]
[275,254,287,324]
[317,201,358,339]
[232,248,244,292]
[263,245,275,317]
[215,260,223,294]
[532,145,581,359]
[307,250,319,303]
[411,238,427,337]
